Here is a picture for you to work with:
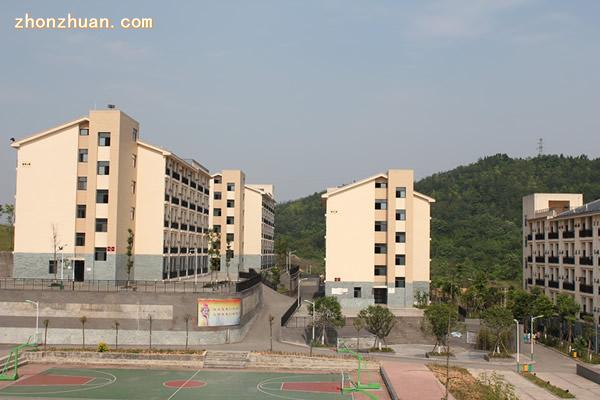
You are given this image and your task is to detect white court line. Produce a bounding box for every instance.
[166,368,202,400]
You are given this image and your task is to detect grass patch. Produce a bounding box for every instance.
[369,347,394,353]
[43,347,206,355]
[426,351,454,357]
[520,372,574,398]
[428,364,517,400]
[0,225,13,251]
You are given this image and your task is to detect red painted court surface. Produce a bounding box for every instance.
[162,379,206,389]
[13,373,94,386]
[282,381,340,393]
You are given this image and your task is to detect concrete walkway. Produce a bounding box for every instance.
[536,371,600,400]
[469,368,559,400]
[381,361,453,400]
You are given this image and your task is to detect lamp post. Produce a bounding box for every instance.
[530,315,543,361]
[304,299,315,343]
[513,319,520,367]
[298,278,308,307]
[58,244,67,280]
[286,250,296,273]
[189,248,197,284]
[25,300,39,343]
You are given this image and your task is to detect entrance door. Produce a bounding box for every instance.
[74,260,85,282]
[374,288,388,304]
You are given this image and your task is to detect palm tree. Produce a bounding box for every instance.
[43,319,49,351]
[126,229,135,285]
[114,321,120,350]
[79,316,87,349]
[183,314,191,350]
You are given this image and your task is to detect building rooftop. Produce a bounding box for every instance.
[557,198,600,218]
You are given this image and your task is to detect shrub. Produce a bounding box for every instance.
[97,342,109,353]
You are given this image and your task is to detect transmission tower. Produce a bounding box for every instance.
[537,138,543,156]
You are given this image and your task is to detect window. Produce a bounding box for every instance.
[97,161,110,175]
[226,249,234,259]
[75,232,85,246]
[79,128,89,136]
[395,232,406,243]
[213,208,222,217]
[395,254,406,266]
[396,209,406,221]
[95,218,108,232]
[213,225,221,233]
[214,176,222,184]
[131,180,136,194]
[375,182,387,188]
[227,182,235,191]
[226,216,235,225]
[48,260,57,274]
[131,154,137,168]
[375,200,387,210]
[214,192,222,200]
[374,265,387,276]
[96,189,109,203]
[78,149,88,162]
[374,221,387,232]
[76,205,86,218]
[77,177,87,190]
[98,132,111,146]
[395,277,405,288]
[396,187,406,198]
[354,287,362,298]
[227,199,235,208]
[95,247,107,261]
[226,233,234,242]
[374,243,387,254]
[132,128,138,141]
[130,207,135,220]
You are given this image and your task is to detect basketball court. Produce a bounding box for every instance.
[0,364,390,399]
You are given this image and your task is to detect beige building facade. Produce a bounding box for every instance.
[523,193,600,323]
[11,108,211,281]
[243,184,275,270]
[322,170,434,309]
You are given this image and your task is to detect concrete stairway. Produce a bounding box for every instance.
[203,351,249,369]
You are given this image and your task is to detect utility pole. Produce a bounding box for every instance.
[269,314,274,352]
[537,138,543,156]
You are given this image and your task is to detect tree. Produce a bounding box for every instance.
[79,316,87,349]
[508,289,534,324]
[352,317,365,351]
[51,224,59,280]
[225,239,232,282]
[43,319,49,351]
[556,294,579,347]
[580,314,594,361]
[126,229,134,283]
[482,306,514,355]
[274,237,289,268]
[184,314,191,350]
[207,230,221,284]
[307,296,344,345]
[531,293,555,334]
[358,305,396,350]
[424,303,458,353]
[3,204,15,251]
[114,321,120,350]
[148,314,153,350]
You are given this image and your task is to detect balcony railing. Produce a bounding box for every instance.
[548,256,559,264]
[548,232,559,240]
[548,280,559,289]
[535,279,545,286]
[580,311,593,320]
[563,257,575,265]
[562,231,575,239]
[527,256,532,263]
[527,234,533,241]
[527,278,533,285]
[580,283,593,294]
[579,256,593,266]
[579,229,593,238]
[562,281,575,291]
[535,256,545,263]
[535,233,545,240]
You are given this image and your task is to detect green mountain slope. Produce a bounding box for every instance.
[275,154,600,281]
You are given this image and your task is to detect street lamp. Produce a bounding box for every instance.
[513,319,520,366]
[304,299,315,344]
[530,315,544,361]
[287,250,296,273]
[189,248,197,284]
[25,300,39,343]
[58,244,68,280]
[298,278,309,307]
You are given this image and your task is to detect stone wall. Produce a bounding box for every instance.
[0,252,12,277]
[0,282,262,346]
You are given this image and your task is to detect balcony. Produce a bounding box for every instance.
[562,230,575,239]
[548,256,559,264]
[562,281,575,291]
[563,257,575,265]
[581,312,593,320]
[548,280,559,289]
[580,283,594,294]
[579,256,593,266]
[527,234,533,241]
[535,256,545,263]
[535,279,545,286]
[527,278,533,285]
[535,233,545,240]
[579,229,593,238]
[548,232,559,240]
[527,256,533,263]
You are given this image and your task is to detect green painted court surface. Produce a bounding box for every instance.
[0,367,388,399]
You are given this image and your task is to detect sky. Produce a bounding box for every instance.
[1,0,599,204]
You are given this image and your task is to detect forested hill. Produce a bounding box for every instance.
[275,154,600,281]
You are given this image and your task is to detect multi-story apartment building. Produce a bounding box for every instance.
[209,170,246,277]
[243,184,275,270]
[11,107,211,281]
[322,170,435,309]
[523,193,600,322]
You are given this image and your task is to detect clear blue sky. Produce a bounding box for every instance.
[1,0,599,204]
